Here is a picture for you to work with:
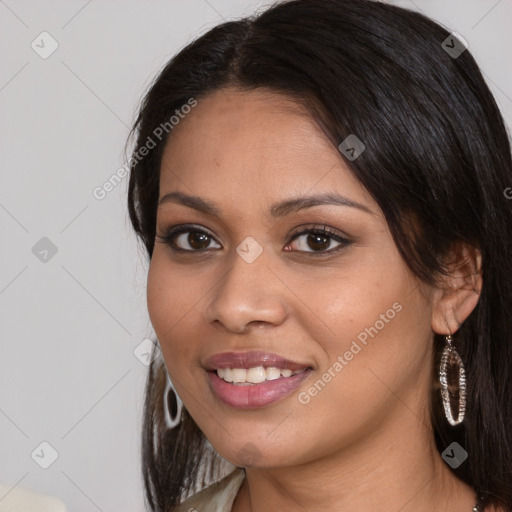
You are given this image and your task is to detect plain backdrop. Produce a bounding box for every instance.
[1,1,511,511]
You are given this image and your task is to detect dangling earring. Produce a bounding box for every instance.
[163,372,183,429]
[439,334,466,426]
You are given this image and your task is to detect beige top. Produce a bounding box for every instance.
[174,468,245,512]
[0,484,67,512]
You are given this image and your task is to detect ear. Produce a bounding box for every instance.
[430,242,482,335]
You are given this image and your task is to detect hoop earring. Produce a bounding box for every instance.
[439,334,466,426]
[163,372,183,429]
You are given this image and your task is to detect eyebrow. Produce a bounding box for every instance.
[158,191,374,217]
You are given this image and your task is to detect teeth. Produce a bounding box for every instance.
[266,367,281,380]
[216,366,306,384]
[231,368,247,383]
[246,366,266,384]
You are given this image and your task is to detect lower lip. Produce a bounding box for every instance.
[207,369,312,409]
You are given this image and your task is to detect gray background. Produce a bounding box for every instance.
[1,1,511,511]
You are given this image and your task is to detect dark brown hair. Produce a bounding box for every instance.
[126,0,512,510]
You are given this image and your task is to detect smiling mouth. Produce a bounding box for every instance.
[204,351,314,407]
[207,366,313,409]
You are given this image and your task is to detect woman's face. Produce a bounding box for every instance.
[147,87,437,468]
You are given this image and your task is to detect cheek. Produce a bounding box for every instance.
[147,252,199,329]
[306,258,431,396]
[321,283,431,410]
[294,255,408,349]
[146,253,217,381]
[147,257,173,332]
[146,256,195,352]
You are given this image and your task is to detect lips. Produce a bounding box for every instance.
[203,351,313,409]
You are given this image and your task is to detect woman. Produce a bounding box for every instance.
[127,0,512,510]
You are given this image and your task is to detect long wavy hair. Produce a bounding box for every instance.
[126,0,512,510]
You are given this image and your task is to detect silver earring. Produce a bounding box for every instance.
[439,334,466,426]
[163,372,183,429]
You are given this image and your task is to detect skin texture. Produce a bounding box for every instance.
[147,87,483,512]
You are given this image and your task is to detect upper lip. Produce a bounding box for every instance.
[204,351,312,371]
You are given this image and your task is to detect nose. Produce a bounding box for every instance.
[204,248,289,334]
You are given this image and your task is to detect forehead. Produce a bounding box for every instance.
[158,87,372,213]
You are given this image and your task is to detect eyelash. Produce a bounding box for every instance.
[155,223,353,256]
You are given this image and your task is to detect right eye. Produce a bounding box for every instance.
[155,225,222,252]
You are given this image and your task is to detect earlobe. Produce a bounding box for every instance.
[430,244,482,335]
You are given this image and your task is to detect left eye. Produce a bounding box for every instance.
[286,228,352,253]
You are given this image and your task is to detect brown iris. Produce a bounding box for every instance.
[307,233,330,251]
[188,231,210,250]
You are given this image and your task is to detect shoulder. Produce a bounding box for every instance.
[173,468,245,512]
